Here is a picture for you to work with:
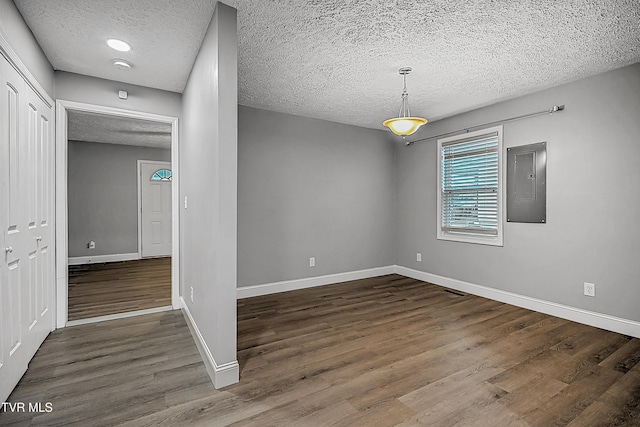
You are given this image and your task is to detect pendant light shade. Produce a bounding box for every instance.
[383,117,427,136]
[383,67,427,136]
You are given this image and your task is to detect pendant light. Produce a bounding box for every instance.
[383,67,427,136]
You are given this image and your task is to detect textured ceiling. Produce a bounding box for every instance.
[67,110,172,149]
[14,0,217,92]
[14,0,640,130]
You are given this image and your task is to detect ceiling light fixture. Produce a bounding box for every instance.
[107,38,131,52]
[383,67,427,137]
[112,59,132,69]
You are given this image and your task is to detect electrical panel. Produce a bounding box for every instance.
[507,142,546,223]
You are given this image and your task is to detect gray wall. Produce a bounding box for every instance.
[0,1,53,96]
[68,141,170,257]
[396,63,640,323]
[55,71,181,117]
[180,3,238,382]
[238,106,396,287]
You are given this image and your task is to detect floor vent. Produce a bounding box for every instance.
[444,289,465,297]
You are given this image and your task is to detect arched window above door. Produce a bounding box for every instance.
[151,169,172,182]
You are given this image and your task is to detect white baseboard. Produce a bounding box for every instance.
[68,253,140,265]
[180,297,239,389]
[395,265,640,339]
[236,263,640,338]
[237,265,396,299]
[66,306,173,327]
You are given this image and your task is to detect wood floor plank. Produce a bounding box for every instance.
[3,274,640,426]
[567,361,640,426]
[405,379,512,426]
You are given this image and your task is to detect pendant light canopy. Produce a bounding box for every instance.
[383,67,427,136]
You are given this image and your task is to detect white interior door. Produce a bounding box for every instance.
[0,54,54,402]
[139,161,172,258]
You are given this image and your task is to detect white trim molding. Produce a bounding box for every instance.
[0,33,53,107]
[68,253,140,266]
[180,297,239,389]
[56,99,181,328]
[55,101,69,328]
[395,265,640,339]
[237,265,396,299]
[437,125,504,247]
[66,306,172,327]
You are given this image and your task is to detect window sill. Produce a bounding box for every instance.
[437,231,503,247]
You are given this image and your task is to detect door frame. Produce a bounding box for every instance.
[55,100,180,328]
[137,160,172,258]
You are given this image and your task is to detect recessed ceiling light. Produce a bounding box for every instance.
[107,39,131,52]
[113,59,132,69]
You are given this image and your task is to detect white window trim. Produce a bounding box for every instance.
[437,125,504,246]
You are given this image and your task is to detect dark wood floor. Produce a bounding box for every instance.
[67,257,172,321]
[3,274,640,426]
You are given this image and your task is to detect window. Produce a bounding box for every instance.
[151,169,172,182]
[437,126,503,246]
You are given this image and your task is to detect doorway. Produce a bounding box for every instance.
[56,100,180,327]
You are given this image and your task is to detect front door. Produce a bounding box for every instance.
[0,54,54,402]
[139,161,172,258]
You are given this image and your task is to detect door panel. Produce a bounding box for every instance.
[39,114,51,228]
[40,246,51,318]
[27,102,37,229]
[6,260,21,354]
[23,74,53,355]
[1,58,29,403]
[6,82,20,232]
[38,106,52,324]
[27,250,37,330]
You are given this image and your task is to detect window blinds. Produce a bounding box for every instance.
[440,132,499,235]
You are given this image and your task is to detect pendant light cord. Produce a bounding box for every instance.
[399,72,411,118]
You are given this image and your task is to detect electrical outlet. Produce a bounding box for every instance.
[184,196,188,209]
[309,257,315,267]
[584,282,595,297]
[88,241,95,249]
[190,286,194,303]
[417,252,422,262]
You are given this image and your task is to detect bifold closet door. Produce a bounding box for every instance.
[0,54,55,403]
